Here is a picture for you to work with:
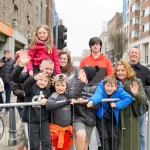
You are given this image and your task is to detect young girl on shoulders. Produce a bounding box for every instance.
[26,25,61,75]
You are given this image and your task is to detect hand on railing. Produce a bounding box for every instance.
[87,101,94,108]
[70,98,88,105]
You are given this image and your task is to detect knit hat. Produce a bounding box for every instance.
[54,74,68,83]
[82,66,99,82]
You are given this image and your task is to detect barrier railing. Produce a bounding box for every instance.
[0,99,149,150]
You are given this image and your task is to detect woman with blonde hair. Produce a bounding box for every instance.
[113,59,147,150]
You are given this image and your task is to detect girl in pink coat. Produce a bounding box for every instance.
[26,25,61,75]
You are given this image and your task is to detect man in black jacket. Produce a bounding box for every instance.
[128,46,150,150]
[0,50,15,113]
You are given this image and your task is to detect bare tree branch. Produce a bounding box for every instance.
[109,32,128,61]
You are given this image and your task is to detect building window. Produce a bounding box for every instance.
[130,30,139,38]
[132,3,140,12]
[130,7,132,13]
[134,30,139,37]
[127,13,129,22]
[130,19,133,26]
[132,17,140,25]
[143,10,145,17]
[142,23,150,32]
[143,6,150,17]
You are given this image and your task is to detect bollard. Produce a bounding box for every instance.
[8,107,17,146]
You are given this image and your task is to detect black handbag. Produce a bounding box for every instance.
[131,99,149,116]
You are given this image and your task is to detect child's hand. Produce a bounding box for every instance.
[110,102,116,108]
[87,101,94,108]
[70,99,77,105]
[40,98,47,106]
[77,98,85,103]
[29,70,33,76]
[34,71,47,81]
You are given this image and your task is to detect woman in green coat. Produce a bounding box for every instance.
[113,59,147,150]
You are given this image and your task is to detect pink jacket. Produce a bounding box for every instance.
[26,42,61,74]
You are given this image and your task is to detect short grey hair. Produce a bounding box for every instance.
[129,46,140,54]
[40,59,54,66]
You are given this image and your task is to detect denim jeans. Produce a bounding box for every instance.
[139,113,146,150]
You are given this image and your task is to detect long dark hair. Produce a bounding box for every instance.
[59,50,76,76]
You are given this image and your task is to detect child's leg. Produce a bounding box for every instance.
[28,122,40,150]
[106,119,118,150]
[96,117,109,150]
[40,121,52,150]
[73,122,87,150]
[74,122,93,150]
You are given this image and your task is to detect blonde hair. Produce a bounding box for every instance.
[29,25,53,53]
[104,76,117,87]
[37,71,51,89]
[113,59,135,79]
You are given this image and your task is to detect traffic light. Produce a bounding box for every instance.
[58,25,67,50]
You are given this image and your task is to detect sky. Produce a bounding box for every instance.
[55,0,123,57]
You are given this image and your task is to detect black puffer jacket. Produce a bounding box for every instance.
[73,82,97,126]
[0,57,14,83]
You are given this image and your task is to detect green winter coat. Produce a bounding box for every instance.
[118,77,147,150]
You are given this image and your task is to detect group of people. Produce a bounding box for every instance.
[0,24,150,150]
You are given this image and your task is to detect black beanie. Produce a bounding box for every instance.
[82,66,99,82]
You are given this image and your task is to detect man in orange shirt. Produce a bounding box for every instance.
[80,37,112,85]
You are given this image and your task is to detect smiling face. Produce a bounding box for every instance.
[40,62,54,76]
[128,47,140,64]
[59,54,68,67]
[37,27,48,41]
[116,65,127,82]
[104,82,117,95]
[55,81,67,94]
[36,76,49,88]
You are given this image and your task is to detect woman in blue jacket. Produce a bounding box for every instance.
[87,76,132,150]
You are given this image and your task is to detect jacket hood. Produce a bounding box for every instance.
[90,53,105,60]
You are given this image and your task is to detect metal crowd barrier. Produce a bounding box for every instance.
[0,99,150,150]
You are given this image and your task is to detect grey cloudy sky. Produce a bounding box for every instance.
[55,0,123,56]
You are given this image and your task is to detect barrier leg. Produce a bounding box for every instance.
[8,107,17,146]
